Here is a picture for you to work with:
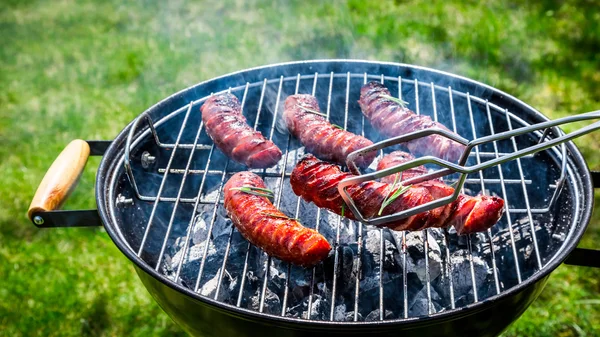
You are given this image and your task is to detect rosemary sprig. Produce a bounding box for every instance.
[341,203,346,217]
[230,186,274,198]
[261,212,298,221]
[381,94,409,108]
[378,173,412,216]
[332,124,344,130]
[297,104,328,117]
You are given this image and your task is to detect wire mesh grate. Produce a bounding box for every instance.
[118,69,573,322]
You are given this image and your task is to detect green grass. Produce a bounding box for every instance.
[1,0,598,335]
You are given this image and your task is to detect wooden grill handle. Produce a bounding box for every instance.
[27,140,90,221]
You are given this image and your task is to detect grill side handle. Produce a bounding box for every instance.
[592,171,600,189]
[27,139,107,228]
[564,171,600,268]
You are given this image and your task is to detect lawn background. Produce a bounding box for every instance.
[1,0,598,336]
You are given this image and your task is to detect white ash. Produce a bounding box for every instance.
[333,303,347,321]
[409,286,443,317]
[250,287,281,315]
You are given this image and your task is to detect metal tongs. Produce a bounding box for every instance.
[339,110,600,227]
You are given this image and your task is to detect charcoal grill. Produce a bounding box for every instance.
[28,60,600,337]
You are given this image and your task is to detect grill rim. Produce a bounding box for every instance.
[96,59,594,327]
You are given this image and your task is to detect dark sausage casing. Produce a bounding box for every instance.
[358,82,465,163]
[291,154,504,234]
[224,171,331,266]
[284,94,376,168]
[290,154,442,231]
[202,93,282,168]
[377,151,505,234]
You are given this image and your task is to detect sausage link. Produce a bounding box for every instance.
[358,82,465,163]
[201,93,282,168]
[224,171,331,266]
[377,150,505,234]
[291,154,434,231]
[284,94,376,168]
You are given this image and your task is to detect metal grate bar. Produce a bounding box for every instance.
[154,119,209,270]
[505,109,543,269]
[443,86,458,309]
[443,228,455,309]
[281,74,306,316]
[280,263,292,316]
[187,197,553,215]
[467,235,478,302]
[156,168,534,184]
[306,72,333,320]
[194,90,241,294]
[329,72,352,321]
[485,103,523,284]
[258,76,286,313]
[376,74,387,321]
[397,76,410,319]
[424,230,432,314]
[350,72,371,321]
[237,77,283,309]
[450,92,479,303]
[214,83,251,304]
[236,241,252,307]
[253,79,268,130]
[466,96,501,296]
[417,79,432,315]
[353,220,363,321]
[414,79,420,115]
[402,231,408,318]
[235,78,271,307]
[172,88,237,283]
[214,224,235,300]
[277,73,314,316]
[464,94,482,303]
[194,160,231,292]
[174,147,219,282]
[136,102,194,256]
[379,228,385,320]
[430,82,438,122]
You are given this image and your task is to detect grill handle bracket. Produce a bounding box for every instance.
[28,139,106,228]
[592,171,600,189]
[30,210,103,228]
[565,171,600,268]
[564,248,600,268]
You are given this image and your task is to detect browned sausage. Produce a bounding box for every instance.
[377,150,505,234]
[284,94,376,168]
[201,93,282,168]
[358,82,465,163]
[290,154,441,231]
[224,171,331,266]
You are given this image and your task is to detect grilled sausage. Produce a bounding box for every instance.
[358,82,466,163]
[224,171,331,266]
[377,151,505,234]
[284,94,376,168]
[201,93,282,168]
[290,154,443,231]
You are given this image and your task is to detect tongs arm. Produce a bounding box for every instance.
[340,110,600,227]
